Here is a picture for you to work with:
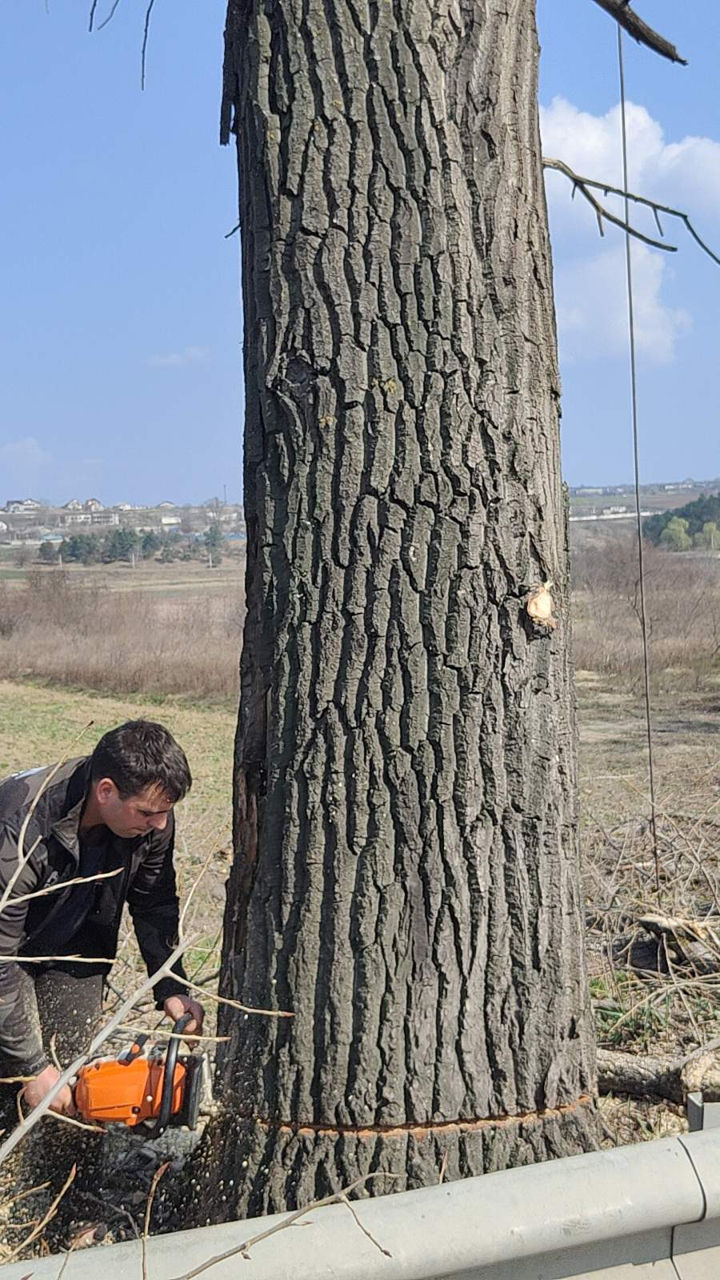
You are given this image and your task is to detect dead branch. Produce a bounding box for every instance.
[598,1045,720,1103]
[117,1023,230,1043]
[544,158,720,267]
[169,1173,399,1280]
[4,1163,77,1263]
[590,0,687,65]
[636,911,720,967]
[170,972,293,1020]
[179,845,216,934]
[15,1087,105,1134]
[339,1194,392,1259]
[4,866,123,909]
[87,0,155,87]
[0,953,116,964]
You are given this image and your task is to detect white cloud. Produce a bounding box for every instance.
[0,436,103,505]
[541,97,720,218]
[540,97,720,364]
[146,346,210,368]
[554,243,690,365]
[0,436,52,470]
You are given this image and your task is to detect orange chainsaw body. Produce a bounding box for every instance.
[75,1055,187,1127]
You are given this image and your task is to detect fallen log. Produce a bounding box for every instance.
[597,1045,720,1104]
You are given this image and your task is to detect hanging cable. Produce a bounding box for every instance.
[617,28,661,899]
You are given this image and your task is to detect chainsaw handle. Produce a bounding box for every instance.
[155,1014,193,1138]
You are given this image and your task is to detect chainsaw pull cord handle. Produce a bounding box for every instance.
[155,1013,193,1138]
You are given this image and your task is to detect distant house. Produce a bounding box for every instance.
[157,501,177,510]
[61,512,92,526]
[5,498,42,514]
[90,511,119,526]
[160,515,181,527]
[84,498,104,512]
[114,503,134,511]
[63,498,83,511]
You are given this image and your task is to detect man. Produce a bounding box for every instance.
[0,720,204,1116]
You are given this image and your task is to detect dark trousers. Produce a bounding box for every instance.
[0,962,105,1082]
[29,962,106,1065]
[0,965,108,1248]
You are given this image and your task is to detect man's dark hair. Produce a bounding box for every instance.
[90,721,192,803]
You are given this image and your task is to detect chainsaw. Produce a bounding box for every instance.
[74,1015,209,1137]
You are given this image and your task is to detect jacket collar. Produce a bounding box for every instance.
[51,799,85,863]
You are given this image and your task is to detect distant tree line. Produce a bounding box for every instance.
[644,492,720,552]
[37,524,226,567]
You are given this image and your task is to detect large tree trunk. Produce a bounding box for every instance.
[203,0,598,1222]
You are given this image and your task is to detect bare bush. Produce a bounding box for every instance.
[0,569,244,702]
[585,805,720,1062]
[571,530,720,689]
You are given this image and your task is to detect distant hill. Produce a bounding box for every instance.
[644,491,720,544]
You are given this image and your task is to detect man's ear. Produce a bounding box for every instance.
[94,777,118,807]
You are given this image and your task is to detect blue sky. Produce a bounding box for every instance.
[0,1,718,505]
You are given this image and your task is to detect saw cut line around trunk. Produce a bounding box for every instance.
[232,1093,596,1139]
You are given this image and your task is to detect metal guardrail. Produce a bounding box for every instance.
[2,1128,720,1279]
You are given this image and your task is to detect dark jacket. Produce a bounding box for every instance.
[0,756,187,1075]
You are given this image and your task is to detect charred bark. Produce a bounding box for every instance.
[202,0,598,1221]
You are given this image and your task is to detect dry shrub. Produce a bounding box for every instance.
[571,531,720,689]
[0,570,244,702]
[585,806,720,1059]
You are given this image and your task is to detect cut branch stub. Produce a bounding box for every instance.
[590,0,687,65]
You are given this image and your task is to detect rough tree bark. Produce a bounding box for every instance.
[199,0,598,1222]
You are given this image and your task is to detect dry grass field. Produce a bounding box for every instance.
[0,532,719,1249]
[0,558,245,702]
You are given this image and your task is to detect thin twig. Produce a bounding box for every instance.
[170,972,293,1020]
[45,1111,106,1134]
[543,158,720,266]
[0,953,115,964]
[4,1163,77,1263]
[97,0,123,30]
[140,0,157,91]
[179,846,216,935]
[83,1190,140,1240]
[0,1180,51,1212]
[169,1173,399,1280]
[117,1024,230,1043]
[339,1193,392,1258]
[143,1161,170,1280]
[3,866,123,909]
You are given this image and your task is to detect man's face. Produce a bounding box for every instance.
[95,781,174,839]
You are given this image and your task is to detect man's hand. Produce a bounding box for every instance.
[22,1064,76,1116]
[163,994,205,1037]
